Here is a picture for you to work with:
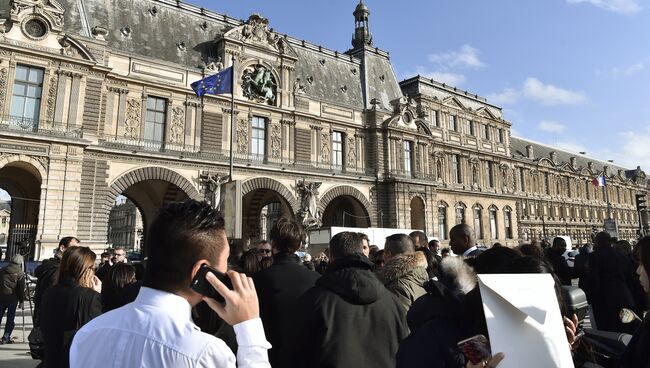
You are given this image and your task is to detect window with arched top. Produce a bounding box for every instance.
[438,201,449,240]
[489,205,499,239]
[503,206,513,239]
[473,204,483,239]
[455,202,466,225]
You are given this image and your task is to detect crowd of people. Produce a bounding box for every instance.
[1,199,649,367]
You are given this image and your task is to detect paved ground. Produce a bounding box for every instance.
[0,304,39,368]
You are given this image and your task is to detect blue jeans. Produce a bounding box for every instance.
[0,301,17,340]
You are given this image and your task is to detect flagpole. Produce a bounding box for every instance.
[229,55,235,182]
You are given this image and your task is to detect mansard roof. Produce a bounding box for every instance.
[399,76,503,120]
[52,0,401,110]
[510,136,635,177]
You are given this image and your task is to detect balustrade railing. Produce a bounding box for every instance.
[0,115,83,138]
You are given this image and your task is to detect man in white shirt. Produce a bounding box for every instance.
[70,200,271,368]
[449,223,484,258]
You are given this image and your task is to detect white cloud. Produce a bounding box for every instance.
[486,88,519,105]
[566,0,642,14]
[538,120,567,133]
[614,127,650,171]
[609,62,646,77]
[523,77,587,106]
[427,45,486,69]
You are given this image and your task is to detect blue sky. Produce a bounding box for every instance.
[2,0,648,201]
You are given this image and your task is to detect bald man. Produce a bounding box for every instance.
[449,224,484,258]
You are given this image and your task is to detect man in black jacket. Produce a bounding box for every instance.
[544,237,577,286]
[292,232,408,368]
[252,218,320,368]
[0,254,25,344]
[33,236,78,325]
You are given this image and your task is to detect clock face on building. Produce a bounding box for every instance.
[24,19,47,39]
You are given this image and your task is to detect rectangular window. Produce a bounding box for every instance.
[251,116,266,156]
[498,128,504,143]
[544,173,550,195]
[432,110,439,127]
[145,96,167,144]
[10,65,44,125]
[485,161,494,188]
[466,120,475,136]
[438,206,447,240]
[489,209,498,239]
[449,115,457,132]
[481,124,490,140]
[452,154,462,184]
[504,209,513,239]
[404,141,413,174]
[474,208,483,239]
[332,131,343,167]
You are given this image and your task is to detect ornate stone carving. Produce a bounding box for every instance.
[45,75,57,121]
[124,99,141,139]
[169,106,185,145]
[200,172,230,210]
[293,78,306,95]
[296,179,322,229]
[237,118,248,154]
[203,56,223,72]
[347,135,356,167]
[320,131,330,164]
[270,123,281,158]
[241,64,277,105]
[0,68,7,116]
[226,14,292,55]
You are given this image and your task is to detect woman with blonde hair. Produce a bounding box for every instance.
[40,246,102,368]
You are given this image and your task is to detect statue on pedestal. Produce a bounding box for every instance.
[202,173,230,210]
[296,179,322,229]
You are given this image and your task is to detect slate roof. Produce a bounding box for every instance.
[46,0,402,111]
[510,136,633,175]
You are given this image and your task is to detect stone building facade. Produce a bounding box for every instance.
[107,197,143,251]
[0,0,646,259]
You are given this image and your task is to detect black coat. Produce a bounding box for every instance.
[545,247,576,286]
[35,258,60,308]
[584,246,638,333]
[40,277,102,368]
[291,254,408,368]
[252,253,320,368]
[621,318,650,368]
[0,261,25,303]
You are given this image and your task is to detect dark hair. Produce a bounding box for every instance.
[428,239,440,248]
[358,233,370,243]
[369,244,380,259]
[441,248,451,256]
[552,237,566,248]
[260,256,274,270]
[385,233,414,256]
[330,232,363,259]
[238,250,262,277]
[59,236,79,248]
[57,246,96,288]
[637,236,650,275]
[471,246,522,274]
[594,231,612,250]
[614,240,633,255]
[518,243,544,260]
[106,263,136,289]
[143,200,226,293]
[409,231,428,248]
[269,217,304,253]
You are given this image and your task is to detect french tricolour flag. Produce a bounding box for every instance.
[591,175,606,187]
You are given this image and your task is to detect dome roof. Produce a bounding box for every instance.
[354,1,370,15]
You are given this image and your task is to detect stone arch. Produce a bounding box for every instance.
[107,166,200,205]
[318,185,371,214]
[0,154,47,182]
[241,177,300,214]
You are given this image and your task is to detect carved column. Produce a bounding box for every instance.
[67,73,83,129]
[269,119,282,161]
[310,124,322,163]
[169,104,185,146]
[347,134,356,170]
[236,117,249,155]
[320,130,330,166]
[0,68,7,117]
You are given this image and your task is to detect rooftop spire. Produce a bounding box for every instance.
[352,0,372,49]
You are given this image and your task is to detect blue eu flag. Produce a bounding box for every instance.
[191,67,233,97]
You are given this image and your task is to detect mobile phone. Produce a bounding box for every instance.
[457,334,491,365]
[190,264,233,303]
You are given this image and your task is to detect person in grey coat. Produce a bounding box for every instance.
[0,254,25,344]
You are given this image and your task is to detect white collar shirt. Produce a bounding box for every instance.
[463,246,479,258]
[70,287,271,368]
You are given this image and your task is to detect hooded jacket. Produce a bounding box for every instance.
[378,252,429,310]
[292,254,408,368]
[0,255,25,303]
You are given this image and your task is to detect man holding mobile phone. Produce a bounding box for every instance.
[70,200,271,368]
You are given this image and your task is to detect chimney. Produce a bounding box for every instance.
[526,145,534,159]
[550,151,557,163]
[570,157,577,168]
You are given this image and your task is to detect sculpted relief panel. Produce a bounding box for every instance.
[169,106,185,145]
[241,64,277,106]
[124,99,141,139]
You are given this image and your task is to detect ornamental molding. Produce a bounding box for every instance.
[124,98,141,139]
[45,75,57,121]
[0,68,7,116]
[221,14,298,57]
[169,106,185,145]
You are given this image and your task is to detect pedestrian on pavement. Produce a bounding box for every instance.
[621,236,650,367]
[33,236,79,326]
[40,246,102,368]
[379,233,429,310]
[0,254,26,344]
[100,262,137,312]
[256,240,272,258]
[449,224,484,258]
[584,232,639,333]
[544,237,578,286]
[293,232,409,368]
[252,217,320,368]
[70,200,271,368]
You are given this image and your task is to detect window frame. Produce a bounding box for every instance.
[10,64,45,123]
[144,96,167,144]
[251,116,267,157]
[331,130,344,167]
[404,140,413,174]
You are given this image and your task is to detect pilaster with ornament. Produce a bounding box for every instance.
[0,68,8,117]
[124,98,141,140]
[169,105,185,145]
[269,120,282,160]
[236,117,249,155]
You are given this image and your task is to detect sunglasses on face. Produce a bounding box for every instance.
[261,249,272,254]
